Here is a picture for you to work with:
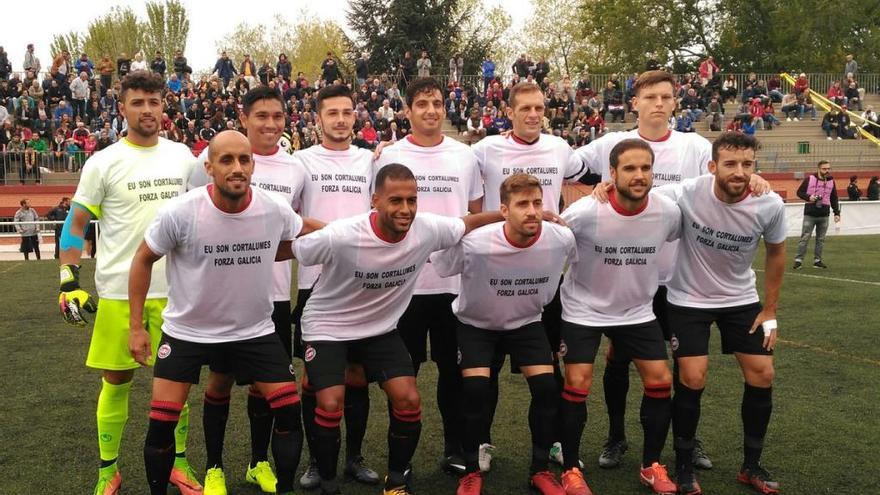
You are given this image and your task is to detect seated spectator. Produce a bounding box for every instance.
[167,74,182,94]
[65,138,83,171]
[680,88,704,121]
[602,81,625,122]
[726,115,743,133]
[781,92,800,121]
[585,110,605,139]
[767,75,783,102]
[861,105,879,137]
[752,79,769,103]
[762,101,781,129]
[798,92,818,120]
[361,119,378,148]
[845,82,862,111]
[847,176,861,201]
[867,176,879,200]
[706,96,724,131]
[465,108,485,144]
[675,109,695,132]
[53,101,73,126]
[793,73,809,95]
[826,81,846,107]
[351,130,369,149]
[838,106,855,139]
[742,117,757,135]
[722,74,738,103]
[83,134,98,156]
[24,134,47,173]
[822,108,843,139]
[748,98,766,130]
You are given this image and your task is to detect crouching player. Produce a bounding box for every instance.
[559,140,682,495]
[128,131,317,495]
[431,174,577,495]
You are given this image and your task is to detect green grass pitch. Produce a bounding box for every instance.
[1,235,878,494]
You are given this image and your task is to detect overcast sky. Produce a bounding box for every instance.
[1,0,533,72]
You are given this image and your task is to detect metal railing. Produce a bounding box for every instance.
[1,151,90,184]
[0,219,98,236]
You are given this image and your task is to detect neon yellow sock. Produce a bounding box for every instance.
[96,378,131,463]
[174,402,191,457]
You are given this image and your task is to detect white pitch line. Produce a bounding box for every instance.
[754,268,880,286]
[0,262,23,275]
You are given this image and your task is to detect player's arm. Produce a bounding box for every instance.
[468,198,484,214]
[276,240,294,261]
[128,241,163,366]
[58,203,98,327]
[749,240,785,351]
[300,217,326,236]
[461,211,504,235]
[748,173,772,196]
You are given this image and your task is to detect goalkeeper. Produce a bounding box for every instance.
[58,71,203,495]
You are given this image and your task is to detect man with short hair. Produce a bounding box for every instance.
[14,198,41,260]
[794,160,840,269]
[151,51,167,77]
[664,132,785,495]
[375,77,484,476]
[559,139,681,495]
[321,52,340,85]
[46,196,71,259]
[294,163,504,495]
[57,71,202,495]
[24,43,41,74]
[435,173,576,495]
[130,130,315,495]
[213,51,237,88]
[289,84,379,489]
[70,72,91,121]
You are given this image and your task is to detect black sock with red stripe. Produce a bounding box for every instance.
[603,353,631,442]
[673,381,704,471]
[741,383,772,468]
[641,382,672,466]
[344,384,369,461]
[300,379,317,460]
[203,392,230,470]
[461,375,490,473]
[247,389,272,465]
[560,385,589,471]
[527,373,558,475]
[388,407,422,476]
[144,401,182,495]
[267,384,303,493]
[313,407,343,481]
[436,360,464,456]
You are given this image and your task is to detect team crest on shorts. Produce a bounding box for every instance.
[457,348,462,365]
[157,343,171,359]
[558,340,568,357]
[289,364,296,376]
[304,345,316,362]
[670,335,679,352]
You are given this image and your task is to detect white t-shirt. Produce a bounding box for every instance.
[431,222,576,330]
[291,145,374,289]
[72,137,195,299]
[191,146,306,301]
[660,175,787,309]
[145,185,303,343]
[472,134,584,213]
[374,136,483,294]
[294,212,466,342]
[570,129,711,284]
[560,193,681,326]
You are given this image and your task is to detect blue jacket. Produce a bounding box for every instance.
[214,57,237,78]
[482,60,495,78]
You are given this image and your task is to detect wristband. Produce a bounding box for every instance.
[762,319,778,336]
[60,264,81,291]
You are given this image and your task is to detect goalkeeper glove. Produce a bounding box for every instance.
[59,264,98,327]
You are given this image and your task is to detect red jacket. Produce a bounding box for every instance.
[698,59,719,78]
[794,77,809,93]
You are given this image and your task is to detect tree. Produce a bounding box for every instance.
[521,0,593,77]
[445,0,513,75]
[143,0,190,63]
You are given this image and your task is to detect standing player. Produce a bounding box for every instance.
[289,84,379,488]
[470,81,586,470]
[559,140,682,495]
[188,85,306,494]
[431,174,576,495]
[57,71,202,495]
[374,77,484,475]
[662,133,785,494]
[129,131,312,495]
[294,164,505,495]
[570,70,714,470]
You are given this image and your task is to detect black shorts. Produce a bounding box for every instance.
[396,293,458,366]
[559,319,669,364]
[303,329,415,391]
[667,302,772,357]
[652,286,672,340]
[458,321,555,370]
[291,289,312,360]
[272,300,292,358]
[502,278,563,373]
[154,332,296,385]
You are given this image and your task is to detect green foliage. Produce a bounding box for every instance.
[143,0,190,63]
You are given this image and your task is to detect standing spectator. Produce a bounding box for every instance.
[417,50,432,78]
[481,57,495,93]
[0,46,11,80]
[277,53,292,82]
[846,176,861,201]
[14,198,41,261]
[131,52,148,72]
[321,51,340,84]
[151,51,167,76]
[46,197,71,259]
[448,53,463,82]
[23,43,41,74]
[698,56,719,85]
[794,160,840,269]
[845,54,858,77]
[50,50,72,86]
[240,54,257,88]
[116,52,132,79]
[355,53,369,87]
[70,72,90,121]
[257,61,275,86]
[173,49,190,80]
[97,54,114,97]
[534,57,550,86]
[213,51,236,87]
[867,176,880,200]
[512,53,530,78]
[75,53,95,76]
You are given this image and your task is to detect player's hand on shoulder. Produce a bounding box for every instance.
[58,264,98,327]
[373,140,395,160]
[129,326,152,366]
[590,181,614,203]
[749,174,771,196]
[542,210,567,227]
